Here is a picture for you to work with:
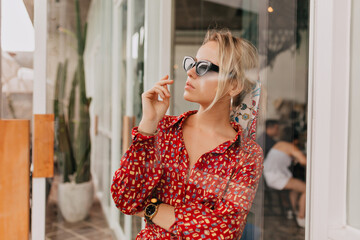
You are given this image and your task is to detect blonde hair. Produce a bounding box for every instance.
[202,29,259,111]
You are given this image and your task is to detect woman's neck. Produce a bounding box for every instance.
[189,101,233,133]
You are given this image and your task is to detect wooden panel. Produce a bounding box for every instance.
[0,120,30,240]
[33,114,54,178]
[94,115,98,136]
[122,116,135,153]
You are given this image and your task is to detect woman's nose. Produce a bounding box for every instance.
[187,66,197,79]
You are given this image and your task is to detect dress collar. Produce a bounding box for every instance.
[169,110,244,154]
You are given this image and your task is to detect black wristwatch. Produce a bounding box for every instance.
[144,198,161,224]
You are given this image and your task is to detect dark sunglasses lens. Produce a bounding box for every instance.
[184,58,195,71]
[196,62,210,76]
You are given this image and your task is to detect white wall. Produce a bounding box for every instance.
[262,30,308,119]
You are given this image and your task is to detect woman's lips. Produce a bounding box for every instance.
[185,82,195,89]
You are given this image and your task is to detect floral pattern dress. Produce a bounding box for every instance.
[111,109,264,240]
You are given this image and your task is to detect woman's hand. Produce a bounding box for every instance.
[138,75,174,134]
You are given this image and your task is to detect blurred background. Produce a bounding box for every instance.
[2,0,359,240]
[1,0,309,239]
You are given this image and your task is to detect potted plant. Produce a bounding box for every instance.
[54,0,92,223]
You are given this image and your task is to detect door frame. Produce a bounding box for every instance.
[307,0,360,239]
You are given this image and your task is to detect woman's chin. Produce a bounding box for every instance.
[183,93,194,102]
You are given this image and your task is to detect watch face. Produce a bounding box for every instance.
[145,204,156,216]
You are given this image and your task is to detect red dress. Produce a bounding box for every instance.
[111,110,263,239]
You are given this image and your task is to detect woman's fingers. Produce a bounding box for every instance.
[157,76,173,96]
[152,87,166,99]
[144,84,170,99]
[144,87,163,99]
[161,75,169,80]
[155,85,170,97]
[142,75,173,100]
[162,80,171,92]
[153,85,170,98]
[159,81,172,96]
[156,79,174,87]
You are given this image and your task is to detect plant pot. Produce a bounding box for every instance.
[58,180,94,223]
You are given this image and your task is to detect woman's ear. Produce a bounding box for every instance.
[228,81,243,97]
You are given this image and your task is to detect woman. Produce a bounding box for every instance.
[263,130,307,227]
[111,29,263,239]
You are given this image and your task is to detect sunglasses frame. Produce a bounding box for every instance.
[182,56,219,76]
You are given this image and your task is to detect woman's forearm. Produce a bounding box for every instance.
[152,204,176,231]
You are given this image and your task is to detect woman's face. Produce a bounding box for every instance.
[183,41,220,107]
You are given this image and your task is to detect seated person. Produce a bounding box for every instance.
[263,128,306,227]
[256,119,280,157]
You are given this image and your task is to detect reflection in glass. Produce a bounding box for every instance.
[119,0,128,231]
[172,0,309,239]
[173,0,266,237]
[132,1,146,237]
[42,0,310,238]
[132,0,145,126]
[1,0,34,120]
[1,51,34,120]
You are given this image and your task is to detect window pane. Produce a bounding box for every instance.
[172,0,309,238]
[40,0,310,239]
[1,0,34,121]
[347,0,360,229]
[119,0,128,231]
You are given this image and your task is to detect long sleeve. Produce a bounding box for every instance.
[111,121,166,215]
[168,144,263,239]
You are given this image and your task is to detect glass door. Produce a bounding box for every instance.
[111,0,146,239]
[171,0,310,239]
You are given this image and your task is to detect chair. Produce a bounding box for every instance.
[263,177,299,227]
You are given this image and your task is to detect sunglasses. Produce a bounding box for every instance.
[182,56,219,76]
